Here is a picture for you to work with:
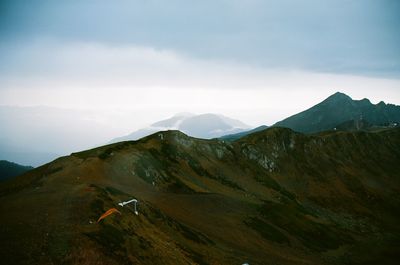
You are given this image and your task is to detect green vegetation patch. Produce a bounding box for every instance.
[134,152,195,193]
[208,171,244,191]
[259,200,354,251]
[187,156,211,177]
[166,179,196,194]
[160,142,182,162]
[90,198,104,214]
[85,224,129,264]
[105,186,127,196]
[175,221,214,245]
[143,203,214,246]
[178,243,208,265]
[47,229,70,263]
[245,217,290,244]
[97,142,135,160]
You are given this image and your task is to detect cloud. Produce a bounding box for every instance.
[0,39,293,89]
[1,0,399,77]
[0,39,400,127]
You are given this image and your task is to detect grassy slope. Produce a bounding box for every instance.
[0,128,399,265]
[219,125,268,141]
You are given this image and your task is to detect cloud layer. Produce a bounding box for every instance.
[1,39,399,127]
[1,0,399,77]
[0,0,399,128]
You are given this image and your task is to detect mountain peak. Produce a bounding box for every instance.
[357,98,372,105]
[274,92,400,133]
[325,92,352,102]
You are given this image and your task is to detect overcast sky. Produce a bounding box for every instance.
[0,0,399,128]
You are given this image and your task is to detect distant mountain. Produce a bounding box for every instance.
[111,113,250,142]
[0,160,33,180]
[1,127,399,264]
[274,92,400,133]
[219,125,269,141]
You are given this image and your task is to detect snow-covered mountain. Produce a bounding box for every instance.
[110,113,250,142]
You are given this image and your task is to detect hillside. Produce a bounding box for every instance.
[274,92,400,133]
[219,125,269,141]
[0,160,33,180]
[332,119,399,132]
[0,128,399,264]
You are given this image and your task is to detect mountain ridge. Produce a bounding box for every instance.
[0,160,33,180]
[219,125,269,141]
[273,92,400,133]
[1,127,399,264]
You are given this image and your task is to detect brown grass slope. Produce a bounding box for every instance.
[0,128,399,265]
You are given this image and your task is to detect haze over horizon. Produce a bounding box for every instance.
[0,0,399,159]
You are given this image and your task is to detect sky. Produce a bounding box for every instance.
[0,0,399,129]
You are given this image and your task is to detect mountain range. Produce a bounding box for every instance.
[0,160,33,181]
[220,92,400,140]
[0,127,399,264]
[274,92,400,133]
[2,92,399,166]
[1,92,400,264]
[111,113,250,142]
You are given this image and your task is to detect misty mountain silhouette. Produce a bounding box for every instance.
[111,113,250,142]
